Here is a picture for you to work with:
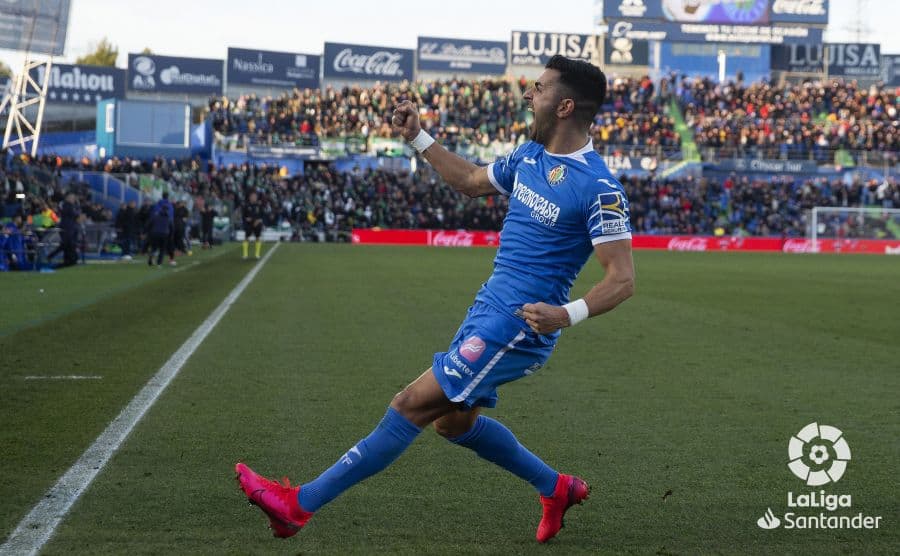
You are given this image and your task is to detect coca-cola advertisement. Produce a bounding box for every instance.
[351,229,500,247]
[430,230,500,247]
[352,229,900,255]
[324,42,414,82]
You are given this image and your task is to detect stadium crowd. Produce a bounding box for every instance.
[676,76,899,163]
[208,76,681,159]
[4,71,900,270]
[6,154,896,257]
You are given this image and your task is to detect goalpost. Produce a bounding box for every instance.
[810,206,900,251]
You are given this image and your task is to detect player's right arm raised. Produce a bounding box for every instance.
[391,100,497,198]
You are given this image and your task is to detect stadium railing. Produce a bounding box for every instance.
[698,145,898,168]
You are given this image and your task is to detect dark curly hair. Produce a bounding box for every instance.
[544,55,607,126]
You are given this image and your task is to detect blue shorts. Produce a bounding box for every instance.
[432,302,555,409]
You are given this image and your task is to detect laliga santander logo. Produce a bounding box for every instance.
[788,422,851,486]
[756,422,881,531]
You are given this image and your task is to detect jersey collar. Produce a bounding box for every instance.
[544,139,594,166]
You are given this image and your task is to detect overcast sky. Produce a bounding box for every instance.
[0,0,896,69]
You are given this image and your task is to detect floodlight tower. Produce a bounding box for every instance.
[0,0,71,156]
[843,0,872,43]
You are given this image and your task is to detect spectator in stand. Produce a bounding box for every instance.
[678,76,898,165]
[1,215,33,270]
[207,77,679,160]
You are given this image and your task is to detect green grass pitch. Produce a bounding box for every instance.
[1,244,898,554]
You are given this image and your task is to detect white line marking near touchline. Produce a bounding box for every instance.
[171,261,200,273]
[24,376,103,380]
[0,243,279,556]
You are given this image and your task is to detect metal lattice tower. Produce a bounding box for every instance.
[2,56,52,156]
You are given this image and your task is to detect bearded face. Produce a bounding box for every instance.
[525,72,566,146]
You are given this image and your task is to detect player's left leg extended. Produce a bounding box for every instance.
[430,301,589,542]
[435,409,589,542]
[435,409,558,496]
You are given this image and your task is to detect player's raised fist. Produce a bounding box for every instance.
[391,100,421,142]
[520,302,571,335]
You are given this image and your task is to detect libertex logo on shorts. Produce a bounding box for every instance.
[459,336,486,362]
[755,422,882,531]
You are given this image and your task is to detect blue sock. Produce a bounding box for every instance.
[449,415,558,497]
[298,407,421,512]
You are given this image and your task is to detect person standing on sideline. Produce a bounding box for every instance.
[47,193,80,267]
[146,203,172,267]
[242,191,264,259]
[153,191,177,266]
[174,200,191,256]
[236,56,635,544]
[201,202,217,248]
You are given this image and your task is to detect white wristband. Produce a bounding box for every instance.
[563,299,590,326]
[410,129,435,153]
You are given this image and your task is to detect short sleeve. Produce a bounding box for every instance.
[486,144,526,196]
[586,179,633,245]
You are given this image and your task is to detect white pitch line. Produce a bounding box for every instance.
[0,243,280,556]
[171,261,200,273]
[24,376,103,381]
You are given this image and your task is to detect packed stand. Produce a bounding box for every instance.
[1,155,103,269]
[52,156,896,242]
[592,76,680,158]
[623,173,897,237]
[207,76,680,159]
[677,75,899,164]
[5,150,898,271]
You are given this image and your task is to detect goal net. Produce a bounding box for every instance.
[810,206,900,246]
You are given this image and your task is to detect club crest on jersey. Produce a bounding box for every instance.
[546,164,567,186]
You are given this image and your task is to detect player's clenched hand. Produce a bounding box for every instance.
[391,100,421,142]
[519,302,571,335]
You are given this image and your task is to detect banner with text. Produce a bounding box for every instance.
[604,0,770,24]
[510,31,599,65]
[882,54,900,87]
[127,53,224,95]
[604,19,822,44]
[417,36,507,74]
[352,229,900,255]
[29,63,126,104]
[227,47,320,89]
[713,158,820,174]
[602,0,828,25]
[323,42,414,82]
[771,43,881,76]
[769,0,829,24]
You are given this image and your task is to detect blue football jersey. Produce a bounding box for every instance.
[474,140,632,326]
